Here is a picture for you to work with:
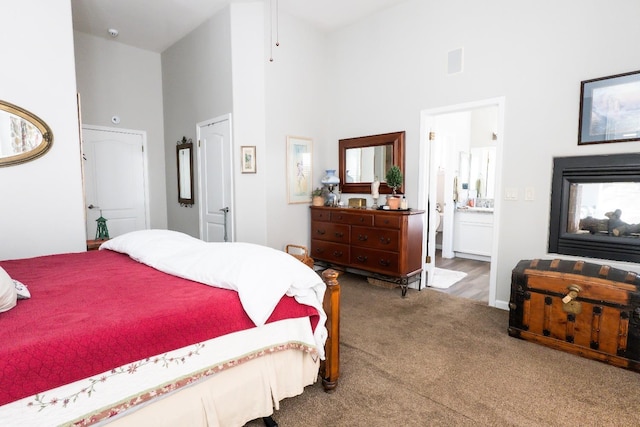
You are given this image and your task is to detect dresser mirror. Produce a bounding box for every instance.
[339,131,405,194]
[0,100,53,167]
[176,137,194,205]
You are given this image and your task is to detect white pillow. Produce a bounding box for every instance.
[0,266,17,313]
[100,229,203,262]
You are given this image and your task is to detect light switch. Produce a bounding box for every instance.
[525,187,535,201]
[505,188,518,201]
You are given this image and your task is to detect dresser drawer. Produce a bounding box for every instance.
[374,214,402,229]
[311,221,349,243]
[311,209,332,222]
[351,226,400,251]
[350,247,400,275]
[311,240,350,264]
[331,211,374,226]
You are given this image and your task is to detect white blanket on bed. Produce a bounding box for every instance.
[100,229,328,359]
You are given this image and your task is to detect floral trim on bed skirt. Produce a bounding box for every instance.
[29,343,206,413]
[68,342,316,427]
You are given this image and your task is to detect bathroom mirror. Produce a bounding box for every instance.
[339,131,405,194]
[469,147,496,199]
[176,137,194,205]
[0,100,53,167]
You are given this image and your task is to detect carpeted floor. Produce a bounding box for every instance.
[246,273,640,426]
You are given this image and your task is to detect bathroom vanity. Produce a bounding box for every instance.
[453,208,494,261]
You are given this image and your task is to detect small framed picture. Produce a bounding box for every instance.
[286,136,313,204]
[579,69,640,145]
[240,146,256,173]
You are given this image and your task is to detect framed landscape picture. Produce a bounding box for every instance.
[579,70,640,145]
[286,136,312,204]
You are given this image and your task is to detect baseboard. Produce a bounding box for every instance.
[454,252,491,262]
[494,299,509,311]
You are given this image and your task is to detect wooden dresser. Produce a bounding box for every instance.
[310,206,424,295]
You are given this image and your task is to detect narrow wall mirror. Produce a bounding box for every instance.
[339,131,405,194]
[0,100,53,167]
[177,137,194,205]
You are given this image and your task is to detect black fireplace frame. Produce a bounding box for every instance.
[549,153,640,263]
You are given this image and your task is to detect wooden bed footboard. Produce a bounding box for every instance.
[320,269,340,392]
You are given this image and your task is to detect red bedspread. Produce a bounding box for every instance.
[0,250,319,405]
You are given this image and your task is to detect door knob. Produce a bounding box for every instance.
[88,204,100,209]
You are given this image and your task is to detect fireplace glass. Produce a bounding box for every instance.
[569,182,640,236]
[549,153,640,263]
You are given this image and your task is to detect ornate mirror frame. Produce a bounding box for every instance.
[339,131,405,194]
[0,100,53,167]
[176,137,194,205]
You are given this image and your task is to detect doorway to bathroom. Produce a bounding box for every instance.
[418,97,505,307]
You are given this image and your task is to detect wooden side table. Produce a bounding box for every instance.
[86,239,108,251]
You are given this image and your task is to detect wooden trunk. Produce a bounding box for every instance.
[508,259,640,372]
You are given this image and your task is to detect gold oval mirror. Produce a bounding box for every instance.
[0,100,53,167]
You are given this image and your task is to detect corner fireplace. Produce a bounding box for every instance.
[549,153,640,263]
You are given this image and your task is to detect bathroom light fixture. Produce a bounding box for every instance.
[108,28,119,38]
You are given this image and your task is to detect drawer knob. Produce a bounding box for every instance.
[316,229,326,235]
[334,232,344,238]
[356,255,368,263]
[378,259,390,267]
[358,234,368,241]
[333,251,343,258]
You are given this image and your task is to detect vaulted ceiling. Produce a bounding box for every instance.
[71,0,408,53]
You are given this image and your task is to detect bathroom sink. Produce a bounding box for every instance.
[457,207,494,213]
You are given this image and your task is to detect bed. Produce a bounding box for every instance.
[0,230,340,426]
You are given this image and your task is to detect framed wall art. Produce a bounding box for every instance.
[579,69,640,145]
[240,145,256,173]
[286,136,313,204]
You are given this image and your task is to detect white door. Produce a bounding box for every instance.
[83,127,148,240]
[197,116,234,242]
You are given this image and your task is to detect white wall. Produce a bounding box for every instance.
[0,0,86,260]
[161,7,233,237]
[230,2,268,244]
[162,2,329,250]
[74,32,168,230]
[470,106,497,148]
[325,0,640,304]
[264,10,330,250]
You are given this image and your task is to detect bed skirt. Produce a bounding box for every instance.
[103,348,319,427]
